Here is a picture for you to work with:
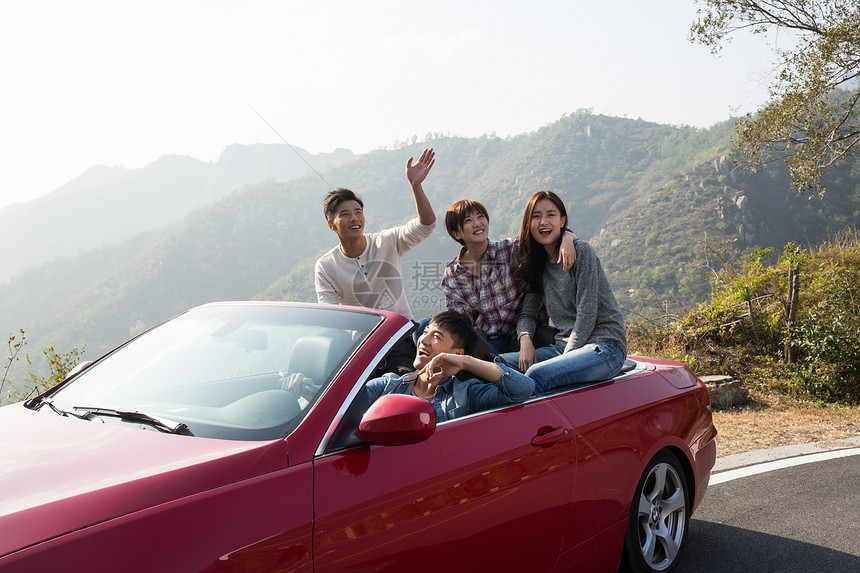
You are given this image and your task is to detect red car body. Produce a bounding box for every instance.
[0,302,716,572]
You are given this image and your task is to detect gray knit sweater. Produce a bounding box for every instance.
[516,240,627,355]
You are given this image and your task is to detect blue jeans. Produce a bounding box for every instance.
[486,336,512,354]
[498,341,625,393]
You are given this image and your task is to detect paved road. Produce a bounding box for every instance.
[681,437,860,572]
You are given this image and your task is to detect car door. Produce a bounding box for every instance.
[312,399,576,572]
[548,371,684,551]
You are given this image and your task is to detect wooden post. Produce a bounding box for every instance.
[784,265,800,363]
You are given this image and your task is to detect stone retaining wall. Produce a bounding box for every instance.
[700,375,749,408]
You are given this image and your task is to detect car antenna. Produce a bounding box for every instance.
[250,106,333,190]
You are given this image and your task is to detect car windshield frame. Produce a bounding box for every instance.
[40,303,384,441]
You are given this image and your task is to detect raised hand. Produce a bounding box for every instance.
[406,148,435,188]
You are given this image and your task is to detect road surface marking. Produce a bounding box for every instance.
[710,447,860,485]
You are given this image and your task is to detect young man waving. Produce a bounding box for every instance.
[315,148,437,320]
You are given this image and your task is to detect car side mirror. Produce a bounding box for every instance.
[355,394,436,446]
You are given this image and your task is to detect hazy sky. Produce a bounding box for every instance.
[0,0,779,211]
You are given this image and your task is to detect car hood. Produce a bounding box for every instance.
[0,403,288,558]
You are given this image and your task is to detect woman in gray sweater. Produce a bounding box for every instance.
[498,191,627,393]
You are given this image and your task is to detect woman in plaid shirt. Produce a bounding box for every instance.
[440,199,576,354]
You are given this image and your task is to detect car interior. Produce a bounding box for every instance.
[323,318,645,453]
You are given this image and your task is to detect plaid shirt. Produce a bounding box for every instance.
[442,238,529,338]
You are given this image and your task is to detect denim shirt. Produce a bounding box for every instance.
[365,357,534,422]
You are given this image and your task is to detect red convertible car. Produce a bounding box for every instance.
[0,302,716,572]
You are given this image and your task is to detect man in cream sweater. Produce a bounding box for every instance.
[314,148,437,370]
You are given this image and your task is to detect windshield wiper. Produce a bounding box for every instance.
[72,406,190,435]
[38,398,89,419]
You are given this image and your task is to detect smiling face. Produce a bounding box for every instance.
[328,199,365,242]
[413,323,465,370]
[445,200,490,247]
[529,198,567,253]
[452,209,489,247]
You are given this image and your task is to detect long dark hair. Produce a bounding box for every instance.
[515,191,568,292]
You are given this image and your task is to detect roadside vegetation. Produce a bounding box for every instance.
[1,334,85,405]
[629,228,860,406]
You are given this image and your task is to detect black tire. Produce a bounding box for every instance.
[620,450,689,573]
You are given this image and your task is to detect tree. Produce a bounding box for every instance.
[23,343,88,400]
[1,330,26,404]
[691,0,860,199]
[0,330,88,404]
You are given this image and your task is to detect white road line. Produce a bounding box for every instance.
[709,447,860,485]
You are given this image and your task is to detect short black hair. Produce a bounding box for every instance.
[428,310,477,354]
[445,199,490,246]
[323,188,364,221]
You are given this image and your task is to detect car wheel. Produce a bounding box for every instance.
[621,450,689,573]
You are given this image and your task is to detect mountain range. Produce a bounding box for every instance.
[4,109,860,387]
[0,143,355,283]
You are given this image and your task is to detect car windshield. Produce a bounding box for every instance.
[46,304,383,441]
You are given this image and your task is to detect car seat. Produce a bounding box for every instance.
[287,335,347,387]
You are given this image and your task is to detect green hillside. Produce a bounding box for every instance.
[594,154,860,320]
[5,110,860,392]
